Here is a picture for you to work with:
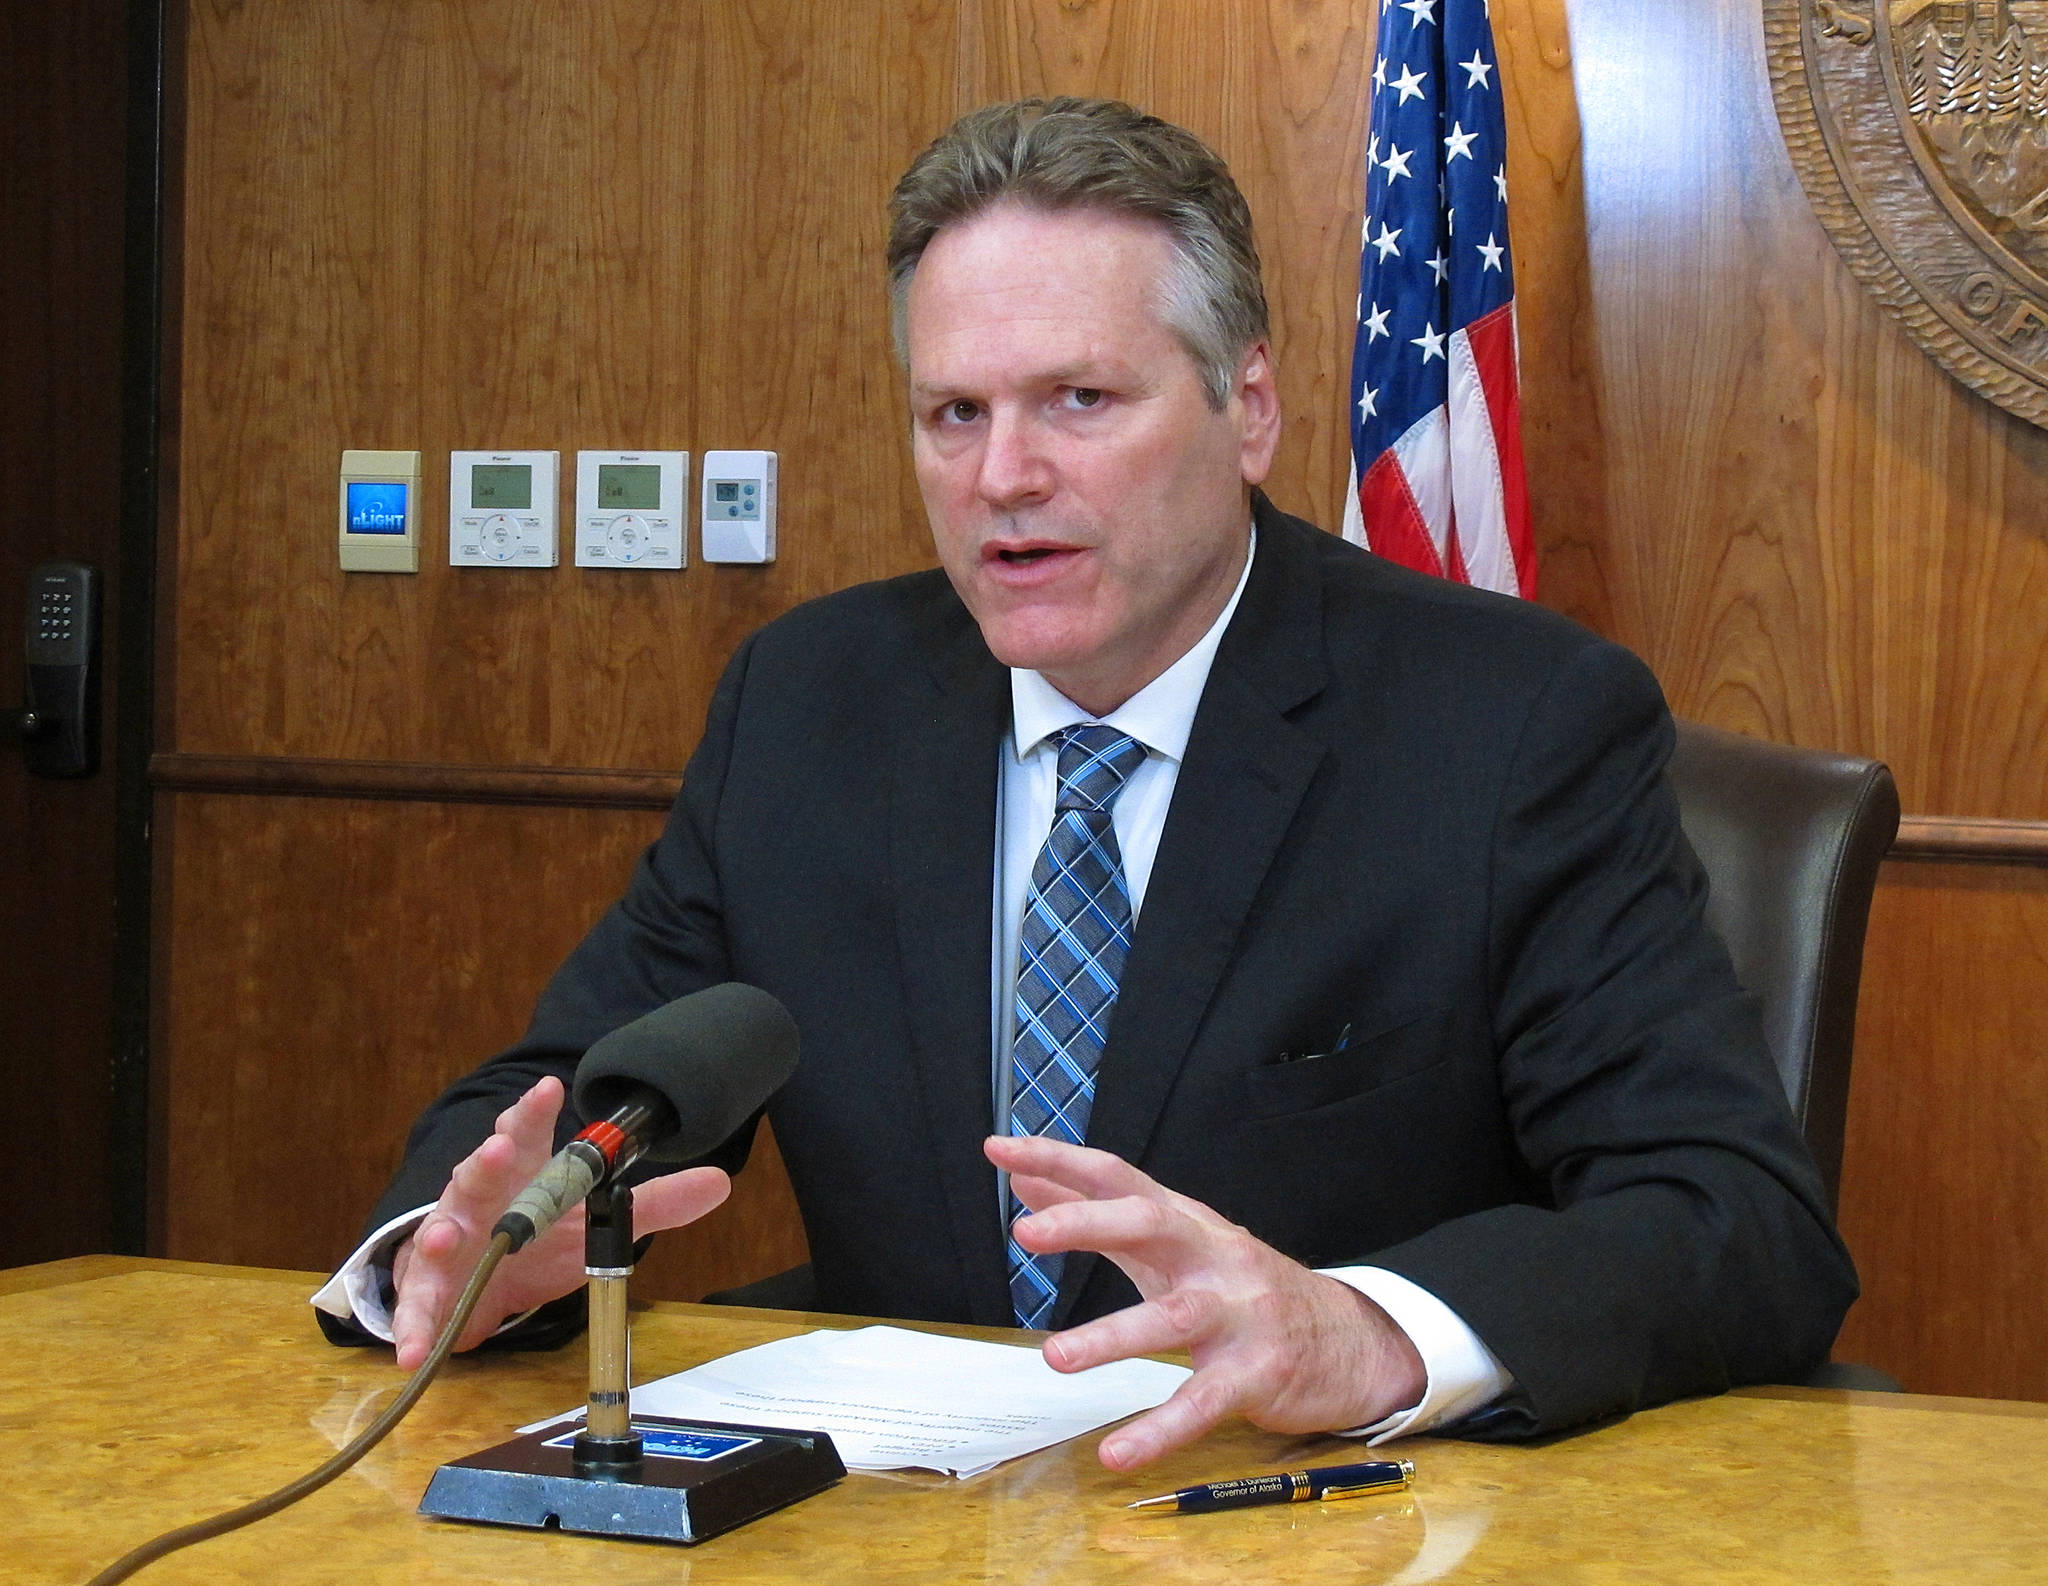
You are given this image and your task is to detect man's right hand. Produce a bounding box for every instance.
[389,1076,732,1370]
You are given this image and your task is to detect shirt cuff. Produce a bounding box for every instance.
[309,1205,434,1341]
[1316,1265,1514,1443]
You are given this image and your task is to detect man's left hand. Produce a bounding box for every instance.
[984,1134,1426,1470]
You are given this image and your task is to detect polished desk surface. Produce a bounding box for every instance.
[6,1258,2045,1585]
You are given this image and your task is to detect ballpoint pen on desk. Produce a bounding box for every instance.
[1128,1459,1415,1513]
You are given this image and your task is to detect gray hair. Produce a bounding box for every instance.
[886,98,1270,411]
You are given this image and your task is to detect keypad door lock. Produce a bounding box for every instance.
[14,561,100,779]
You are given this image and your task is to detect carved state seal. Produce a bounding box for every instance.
[1768,1,2048,424]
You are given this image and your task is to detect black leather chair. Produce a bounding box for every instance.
[1667,720,1903,1393]
[1665,720,1900,1214]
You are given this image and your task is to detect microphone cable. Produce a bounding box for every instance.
[86,1229,513,1586]
[86,984,800,1582]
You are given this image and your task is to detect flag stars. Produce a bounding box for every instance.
[1353,2,1532,597]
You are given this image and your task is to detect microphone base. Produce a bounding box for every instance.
[419,1414,844,1545]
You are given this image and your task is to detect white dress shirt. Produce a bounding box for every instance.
[318,523,1511,1439]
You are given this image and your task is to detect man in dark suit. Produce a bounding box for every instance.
[317,98,1854,1465]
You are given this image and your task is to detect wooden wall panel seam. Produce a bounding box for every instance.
[149,751,679,810]
[153,751,2048,860]
[1890,817,2048,864]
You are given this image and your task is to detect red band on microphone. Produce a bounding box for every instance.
[576,1120,630,1165]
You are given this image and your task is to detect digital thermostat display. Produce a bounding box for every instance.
[598,464,662,511]
[345,481,409,535]
[469,464,532,510]
[701,449,776,563]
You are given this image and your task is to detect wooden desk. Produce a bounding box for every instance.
[6,1258,2043,1584]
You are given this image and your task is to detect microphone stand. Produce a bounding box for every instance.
[418,1174,843,1545]
[571,1177,641,1472]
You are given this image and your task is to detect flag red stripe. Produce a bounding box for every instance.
[1465,302,1537,598]
[1358,449,1445,580]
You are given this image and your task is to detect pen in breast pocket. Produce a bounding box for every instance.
[1281,1022,1352,1064]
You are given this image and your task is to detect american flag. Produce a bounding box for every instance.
[1342,0,1536,598]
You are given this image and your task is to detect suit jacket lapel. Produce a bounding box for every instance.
[888,590,1016,1326]
[1059,500,1331,1322]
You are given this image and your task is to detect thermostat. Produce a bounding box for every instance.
[574,450,688,569]
[449,450,559,567]
[338,449,422,572]
[701,450,777,564]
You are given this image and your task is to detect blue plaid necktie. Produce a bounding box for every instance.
[1007,724,1147,1328]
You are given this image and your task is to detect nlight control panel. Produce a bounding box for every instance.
[338,450,422,572]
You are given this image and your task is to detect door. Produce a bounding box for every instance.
[0,0,158,1266]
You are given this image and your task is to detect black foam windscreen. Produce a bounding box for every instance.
[572,983,800,1164]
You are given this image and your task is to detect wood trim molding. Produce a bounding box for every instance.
[149,753,681,810]
[1892,816,2048,864]
[152,754,2048,860]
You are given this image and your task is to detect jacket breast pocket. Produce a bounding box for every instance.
[1242,1006,1473,1120]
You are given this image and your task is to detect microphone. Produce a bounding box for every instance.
[493,983,800,1251]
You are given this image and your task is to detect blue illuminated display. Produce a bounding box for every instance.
[539,1425,761,1462]
[347,480,409,535]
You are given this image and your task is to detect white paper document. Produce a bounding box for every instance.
[525,1324,1190,1478]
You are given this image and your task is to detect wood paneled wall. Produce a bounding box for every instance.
[156,791,809,1296]
[160,0,957,1299]
[1837,865,2048,1402]
[172,0,949,769]
[158,0,2047,1398]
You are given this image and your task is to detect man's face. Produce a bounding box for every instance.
[904,203,1280,716]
